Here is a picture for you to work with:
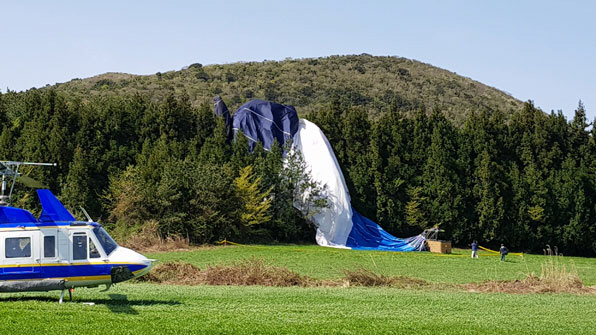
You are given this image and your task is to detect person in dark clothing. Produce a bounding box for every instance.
[471,240,479,258]
[500,244,508,261]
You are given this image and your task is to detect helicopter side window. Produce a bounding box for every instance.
[73,234,87,260]
[44,236,56,258]
[5,237,31,258]
[89,237,101,259]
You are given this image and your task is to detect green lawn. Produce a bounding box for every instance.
[1,284,595,334]
[1,245,596,334]
[146,244,596,285]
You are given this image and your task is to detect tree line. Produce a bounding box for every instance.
[307,99,596,256]
[1,88,595,255]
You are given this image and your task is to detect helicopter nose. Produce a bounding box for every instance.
[134,257,156,278]
[108,246,155,279]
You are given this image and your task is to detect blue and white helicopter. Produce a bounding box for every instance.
[0,161,153,303]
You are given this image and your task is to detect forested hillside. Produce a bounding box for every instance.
[50,54,521,125]
[1,55,594,256]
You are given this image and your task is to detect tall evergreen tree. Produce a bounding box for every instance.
[62,146,94,218]
[421,110,462,241]
[473,149,505,243]
[341,107,374,217]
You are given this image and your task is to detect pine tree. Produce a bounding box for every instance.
[62,146,93,218]
[421,110,462,241]
[569,100,589,160]
[230,131,254,172]
[341,107,374,217]
[405,186,427,229]
[46,94,74,189]
[199,118,230,165]
[0,91,6,126]
[192,102,216,155]
[0,126,15,160]
[473,150,505,242]
[158,94,195,141]
[234,165,272,227]
[369,112,406,233]
[105,165,146,226]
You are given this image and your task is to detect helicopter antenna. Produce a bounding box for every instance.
[0,161,56,206]
[1,175,8,206]
[80,206,93,222]
[7,163,20,202]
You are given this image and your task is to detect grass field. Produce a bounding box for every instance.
[1,245,596,334]
[146,244,596,285]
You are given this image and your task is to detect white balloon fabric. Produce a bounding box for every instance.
[221,97,426,252]
[292,119,427,252]
[291,119,353,247]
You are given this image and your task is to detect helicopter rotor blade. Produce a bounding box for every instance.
[17,175,48,188]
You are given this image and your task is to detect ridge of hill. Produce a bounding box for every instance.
[51,54,522,123]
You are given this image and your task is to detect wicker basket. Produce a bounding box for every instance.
[427,240,452,253]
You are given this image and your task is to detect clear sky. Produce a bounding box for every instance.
[1,0,594,120]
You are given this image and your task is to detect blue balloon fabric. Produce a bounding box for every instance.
[214,95,232,140]
[232,100,299,151]
[346,208,426,251]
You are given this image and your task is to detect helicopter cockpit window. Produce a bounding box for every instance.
[89,237,101,258]
[93,227,118,256]
[5,237,31,258]
[73,234,87,260]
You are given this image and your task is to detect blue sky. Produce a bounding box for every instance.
[1,0,594,120]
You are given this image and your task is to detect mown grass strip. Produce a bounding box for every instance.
[1,284,596,335]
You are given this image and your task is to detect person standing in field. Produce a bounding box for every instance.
[500,244,508,262]
[471,240,479,258]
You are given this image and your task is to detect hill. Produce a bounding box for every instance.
[52,54,522,123]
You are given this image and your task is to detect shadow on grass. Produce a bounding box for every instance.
[0,294,181,314]
[500,257,523,263]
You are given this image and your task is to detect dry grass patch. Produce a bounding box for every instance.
[136,255,595,294]
[202,258,310,287]
[468,257,595,294]
[344,268,431,289]
[137,258,311,287]
[138,262,204,285]
[138,261,431,288]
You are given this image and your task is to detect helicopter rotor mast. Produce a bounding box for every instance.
[0,161,56,206]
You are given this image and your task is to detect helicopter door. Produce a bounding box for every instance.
[71,231,89,263]
[41,229,58,260]
[0,232,41,278]
[70,231,103,262]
